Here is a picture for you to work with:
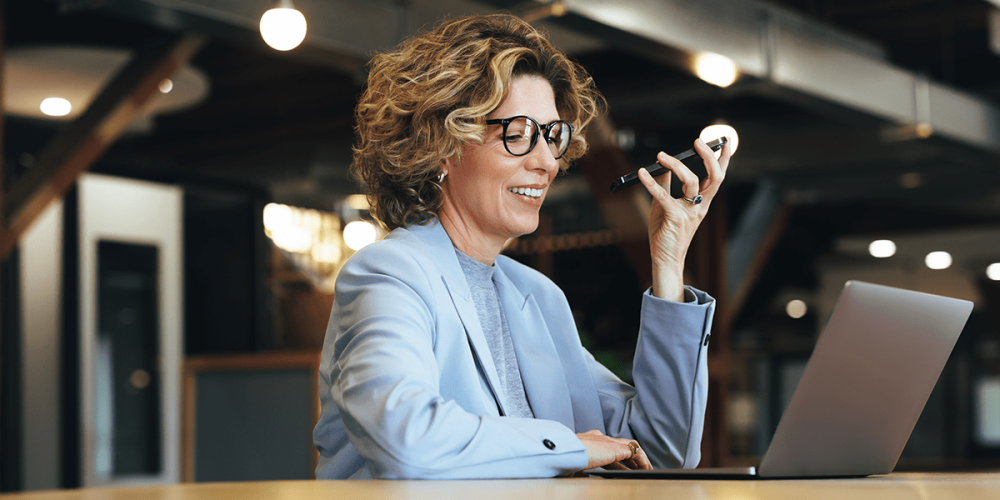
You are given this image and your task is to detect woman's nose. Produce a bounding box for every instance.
[529,139,560,175]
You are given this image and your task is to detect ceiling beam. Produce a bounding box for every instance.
[722,182,791,333]
[0,34,207,260]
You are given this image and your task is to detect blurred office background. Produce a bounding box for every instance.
[3,0,1000,491]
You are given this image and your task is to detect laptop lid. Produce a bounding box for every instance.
[757,281,972,477]
[590,281,972,480]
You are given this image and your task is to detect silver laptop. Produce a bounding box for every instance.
[592,281,973,479]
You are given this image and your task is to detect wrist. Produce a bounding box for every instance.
[651,268,685,302]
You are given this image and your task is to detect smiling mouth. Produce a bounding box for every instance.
[508,187,543,199]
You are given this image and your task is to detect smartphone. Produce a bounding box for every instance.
[609,136,727,196]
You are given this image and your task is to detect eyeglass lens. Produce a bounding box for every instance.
[503,116,571,159]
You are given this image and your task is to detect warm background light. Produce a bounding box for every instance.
[699,124,739,156]
[693,52,737,87]
[263,203,293,233]
[39,97,71,116]
[987,263,1000,281]
[868,239,896,258]
[925,251,952,270]
[260,2,307,51]
[345,194,370,210]
[786,299,808,319]
[343,221,377,251]
[159,78,174,93]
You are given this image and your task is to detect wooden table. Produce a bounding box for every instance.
[3,473,999,499]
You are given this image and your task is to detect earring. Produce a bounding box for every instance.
[437,171,447,183]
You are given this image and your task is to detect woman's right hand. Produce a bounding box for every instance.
[576,430,652,471]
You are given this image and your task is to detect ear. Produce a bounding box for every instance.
[441,154,458,176]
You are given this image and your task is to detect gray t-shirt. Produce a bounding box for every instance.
[455,250,534,419]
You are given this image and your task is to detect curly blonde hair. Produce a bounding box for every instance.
[352,14,605,230]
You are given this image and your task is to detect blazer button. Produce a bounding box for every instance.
[543,439,556,450]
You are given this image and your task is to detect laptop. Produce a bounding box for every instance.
[591,281,973,479]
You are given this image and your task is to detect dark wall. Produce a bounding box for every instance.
[184,185,270,354]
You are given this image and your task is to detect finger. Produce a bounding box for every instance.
[618,440,652,470]
[637,167,677,210]
[656,151,700,200]
[692,139,729,202]
[691,139,724,200]
[619,439,643,464]
[603,461,629,470]
[717,137,733,174]
[631,444,653,470]
[693,138,723,190]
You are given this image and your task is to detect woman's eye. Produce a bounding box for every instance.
[504,134,526,143]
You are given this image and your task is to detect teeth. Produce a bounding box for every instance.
[509,187,542,198]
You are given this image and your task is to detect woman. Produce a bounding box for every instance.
[313,14,731,479]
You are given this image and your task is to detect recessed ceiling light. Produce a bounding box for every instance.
[786,299,807,319]
[869,239,896,258]
[6,46,209,126]
[925,251,952,270]
[987,263,1000,281]
[159,78,174,93]
[39,97,72,117]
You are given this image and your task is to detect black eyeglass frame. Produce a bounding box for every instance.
[485,115,574,160]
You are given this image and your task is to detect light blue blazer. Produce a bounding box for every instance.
[313,219,714,479]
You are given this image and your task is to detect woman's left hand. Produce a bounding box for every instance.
[637,138,732,302]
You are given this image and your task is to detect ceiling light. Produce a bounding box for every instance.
[39,97,71,117]
[925,251,952,270]
[344,221,377,251]
[915,122,933,138]
[159,78,173,93]
[7,47,208,125]
[987,263,1000,281]
[786,299,807,319]
[693,52,737,88]
[868,239,896,258]
[699,123,739,156]
[260,0,308,51]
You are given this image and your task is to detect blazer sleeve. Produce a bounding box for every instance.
[589,287,714,469]
[322,243,589,479]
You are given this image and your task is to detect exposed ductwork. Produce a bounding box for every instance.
[484,0,1000,154]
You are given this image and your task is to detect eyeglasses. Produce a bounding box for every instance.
[485,115,573,160]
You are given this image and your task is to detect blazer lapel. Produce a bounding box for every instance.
[407,221,508,416]
[493,269,575,429]
[442,275,507,415]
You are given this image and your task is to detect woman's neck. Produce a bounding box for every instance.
[437,210,505,265]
